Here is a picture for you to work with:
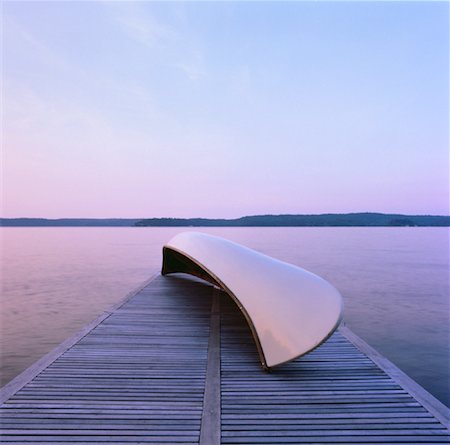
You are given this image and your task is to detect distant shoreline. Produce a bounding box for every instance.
[1,213,449,227]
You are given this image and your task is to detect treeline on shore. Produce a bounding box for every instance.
[2,213,449,227]
[134,213,449,227]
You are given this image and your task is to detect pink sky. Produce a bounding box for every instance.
[2,1,449,218]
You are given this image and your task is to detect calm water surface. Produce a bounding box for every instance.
[1,227,449,406]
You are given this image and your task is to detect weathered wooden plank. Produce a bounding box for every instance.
[0,273,159,405]
[0,436,199,443]
[199,288,221,445]
[0,274,214,443]
[219,291,450,443]
[221,429,450,437]
[340,325,450,429]
[220,438,450,444]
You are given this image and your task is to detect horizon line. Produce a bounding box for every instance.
[2,212,450,220]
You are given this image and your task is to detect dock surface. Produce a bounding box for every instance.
[1,274,449,444]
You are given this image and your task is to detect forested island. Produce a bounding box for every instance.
[2,213,449,227]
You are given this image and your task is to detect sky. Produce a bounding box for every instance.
[2,1,449,218]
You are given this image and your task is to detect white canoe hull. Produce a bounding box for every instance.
[162,232,343,370]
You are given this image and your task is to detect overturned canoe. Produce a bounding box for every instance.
[162,232,343,370]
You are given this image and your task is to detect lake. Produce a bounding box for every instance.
[1,227,448,406]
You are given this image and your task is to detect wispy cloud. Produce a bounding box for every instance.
[3,14,75,75]
[174,49,207,81]
[104,2,207,81]
[112,6,177,49]
[230,65,252,97]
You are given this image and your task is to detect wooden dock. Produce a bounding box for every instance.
[1,274,449,444]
